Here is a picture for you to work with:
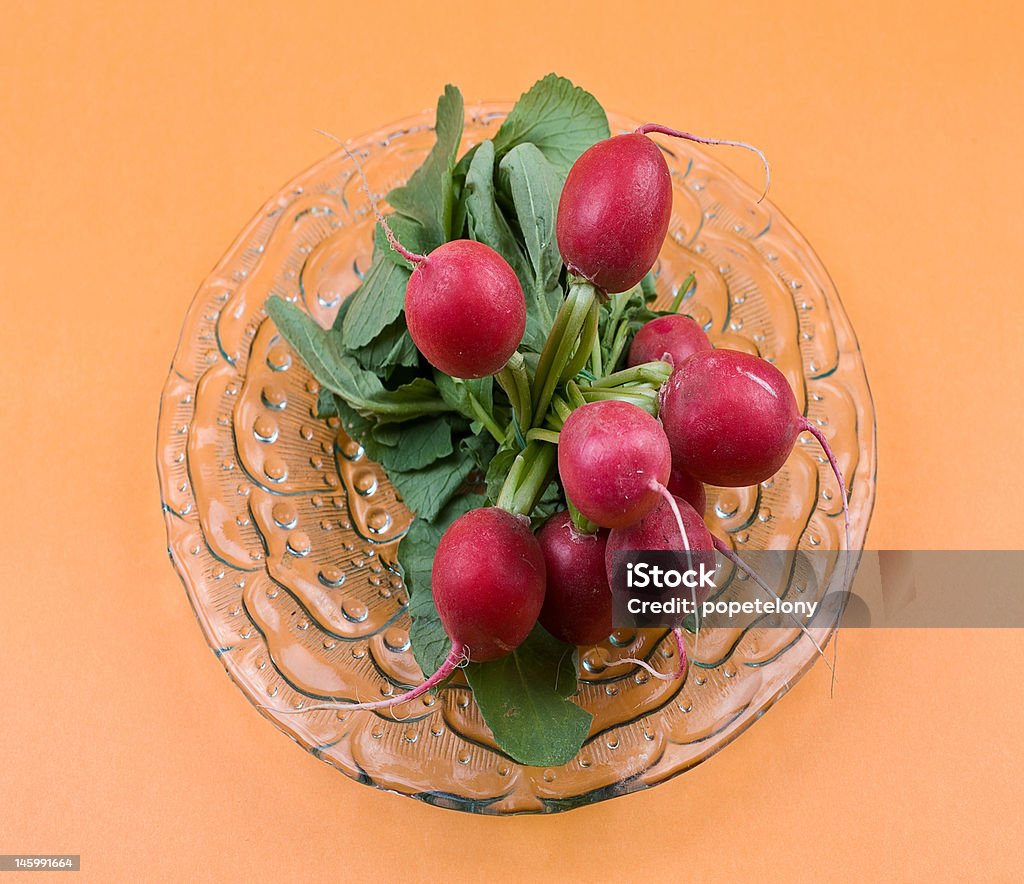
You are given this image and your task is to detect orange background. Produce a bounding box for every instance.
[3,1,1023,880]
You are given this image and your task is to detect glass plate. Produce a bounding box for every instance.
[156,104,877,814]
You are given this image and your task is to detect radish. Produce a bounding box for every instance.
[557,399,672,529]
[667,463,707,516]
[270,507,546,713]
[556,124,769,293]
[333,136,526,379]
[556,134,671,294]
[402,239,526,379]
[537,511,612,646]
[659,348,850,550]
[603,494,835,679]
[627,314,711,370]
[431,507,546,662]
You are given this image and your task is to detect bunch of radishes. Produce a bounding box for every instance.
[330,123,849,710]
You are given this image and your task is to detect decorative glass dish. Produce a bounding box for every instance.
[157,104,877,814]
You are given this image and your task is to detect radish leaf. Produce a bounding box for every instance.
[492,74,610,181]
[465,625,591,766]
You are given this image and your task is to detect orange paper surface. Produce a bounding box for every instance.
[2,1,1022,880]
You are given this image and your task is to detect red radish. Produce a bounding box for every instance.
[556,124,769,294]
[556,134,672,294]
[333,136,526,379]
[659,348,850,549]
[628,314,712,370]
[402,239,526,379]
[268,507,545,713]
[537,511,612,646]
[667,464,706,516]
[557,400,671,529]
[431,507,546,662]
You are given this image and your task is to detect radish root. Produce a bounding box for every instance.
[634,122,771,203]
[799,418,852,696]
[314,128,427,265]
[649,481,699,667]
[260,644,468,715]
[602,631,689,682]
[711,536,835,678]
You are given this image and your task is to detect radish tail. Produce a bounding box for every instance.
[314,129,427,265]
[799,419,851,558]
[261,644,466,714]
[634,122,771,202]
[672,627,688,679]
[711,536,835,678]
[650,481,699,661]
[614,651,685,682]
[800,418,852,696]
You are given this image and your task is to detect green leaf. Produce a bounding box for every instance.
[484,443,519,504]
[401,493,486,675]
[388,435,483,522]
[339,253,411,349]
[348,315,419,377]
[330,394,375,445]
[266,297,450,423]
[640,269,658,301]
[387,85,464,247]
[461,431,498,475]
[529,479,565,526]
[492,74,610,181]
[499,143,563,293]
[449,142,479,238]
[498,143,564,349]
[315,387,340,420]
[434,372,495,425]
[465,625,591,766]
[407,583,452,676]
[364,416,453,472]
[463,140,531,289]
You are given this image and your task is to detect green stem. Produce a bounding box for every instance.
[601,290,628,350]
[565,380,587,411]
[588,360,673,389]
[531,291,575,411]
[525,428,561,445]
[581,385,660,414]
[496,353,533,433]
[605,321,631,373]
[568,500,598,535]
[590,326,603,377]
[496,442,557,516]
[559,297,600,384]
[669,272,696,313]
[510,418,527,450]
[466,393,505,444]
[495,455,526,511]
[531,281,597,426]
[548,395,572,429]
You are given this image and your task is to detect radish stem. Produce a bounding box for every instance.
[669,272,696,314]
